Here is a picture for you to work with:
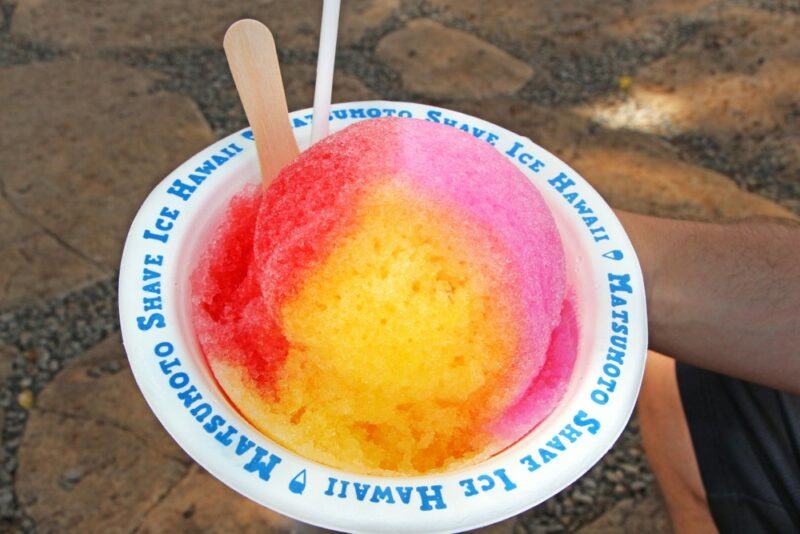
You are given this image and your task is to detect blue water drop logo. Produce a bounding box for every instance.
[289,469,307,494]
[602,249,623,261]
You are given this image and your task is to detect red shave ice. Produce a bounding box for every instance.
[192,117,578,475]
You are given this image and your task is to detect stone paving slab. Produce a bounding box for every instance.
[569,132,794,221]
[16,334,190,532]
[376,19,532,99]
[137,465,294,533]
[11,0,399,52]
[428,0,715,60]
[0,59,214,309]
[0,196,105,311]
[19,413,189,532]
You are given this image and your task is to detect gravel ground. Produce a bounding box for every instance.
[1,0,798,531]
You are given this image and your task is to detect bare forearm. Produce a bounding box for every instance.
[617,211,800,394]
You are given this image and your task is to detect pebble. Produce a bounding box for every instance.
[620,463,640,475]
[16,391,34,410]
[102,360,121,373]
[63,467,84,483]
[59,466,86,491]
[626,447,643,458]
[36,351,52,370]
[17,333,32,347]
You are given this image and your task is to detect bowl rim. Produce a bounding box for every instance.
[119,100,647,533]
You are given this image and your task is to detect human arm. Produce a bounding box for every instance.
[616,210,800,394]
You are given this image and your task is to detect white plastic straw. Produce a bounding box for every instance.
[310,0,341,143]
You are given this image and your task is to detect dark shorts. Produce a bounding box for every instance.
[677,363,800,532]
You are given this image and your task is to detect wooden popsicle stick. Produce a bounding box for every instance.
[224,19,299,188]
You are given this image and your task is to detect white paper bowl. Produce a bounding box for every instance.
[119,101,647,533]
